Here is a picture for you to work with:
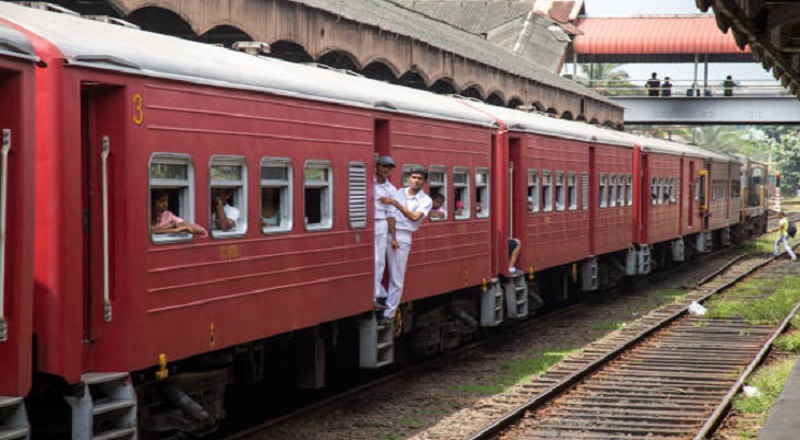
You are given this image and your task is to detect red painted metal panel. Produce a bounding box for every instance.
[0,56,36,397]
[389,118,495,301]
[643,152,682,244]
[593,143,634,256]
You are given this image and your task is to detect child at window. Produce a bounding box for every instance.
[429,193,446,220]
[151,190,207,236]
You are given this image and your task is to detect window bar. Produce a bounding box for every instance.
[0,129,9,340]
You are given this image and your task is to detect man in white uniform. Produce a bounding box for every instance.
[379,168,432,320]
[373,156,397,309]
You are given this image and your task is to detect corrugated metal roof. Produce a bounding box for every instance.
[290,0,620,106]
[574,15,749,55]
[0,2,499,127]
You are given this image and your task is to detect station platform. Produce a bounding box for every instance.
[758,351,800,439]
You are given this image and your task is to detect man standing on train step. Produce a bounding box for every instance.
[373,155,397,311]
[379,167,433,321]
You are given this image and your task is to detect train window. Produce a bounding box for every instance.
[657,178,665,205]
[210,156,247,239]
[599,174,607,208]
[608,175,617,208]
[304,161,333,231]
[453,167,470,220]
[616,174,624,206]
[527,170,539,213]
[626,175,633,206]
[731,179,741,198]
[671,178,679,204]
[568,172,577,210]
[149,154,196,244]
[475,168,490,218]
[651,178,658,206]
[555,172,565,211]
[542,170,552,212]
[260,158,293,234]
[348,162,368,229]
[581,173,589,210]
[427,166,447,203]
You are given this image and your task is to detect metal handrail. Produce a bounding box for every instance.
[573,77,790,98]
[0,129,10,341]
[101,136,112,322]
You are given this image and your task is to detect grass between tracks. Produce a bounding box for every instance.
[703,276,800,325]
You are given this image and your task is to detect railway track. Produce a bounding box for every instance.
[219,247,772,440]
[470,251,799,440]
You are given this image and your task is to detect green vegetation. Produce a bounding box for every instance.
[742,234,779,255]
[774,331,800,352]
[727,357,798,439]
[704,277,800,325]
[455,348,577,395]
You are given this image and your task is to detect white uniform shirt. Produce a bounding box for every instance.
[374,177,397,221]
[392,187,433,232]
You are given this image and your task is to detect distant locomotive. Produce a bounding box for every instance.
[0,3,770,439]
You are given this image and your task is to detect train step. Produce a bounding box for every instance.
[503,274,528,319]
[359,313,395,369]
[0,397,29,440]
[480,278,504,326]
[65,373,137,440]
[93,427,136,440]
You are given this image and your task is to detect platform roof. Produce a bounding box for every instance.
[571,15,754,63]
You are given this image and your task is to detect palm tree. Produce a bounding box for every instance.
[577,63,642,96]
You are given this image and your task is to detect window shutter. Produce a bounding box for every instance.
[348,162,367,228]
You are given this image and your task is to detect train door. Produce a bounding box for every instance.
[80,83,125,348]
[508,137,523,259]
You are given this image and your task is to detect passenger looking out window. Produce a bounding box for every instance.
[261,187,281,227]
[261,160,292,233]
[430,193,447,220]
[151,189,206,236]
[211,188,240,231]
[210,159,247,237]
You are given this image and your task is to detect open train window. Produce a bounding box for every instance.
[260,158,293,234]
[210,156,247,239]
[730,178,741,199]
[616,174,624,207]
[599,174,607,208]
[475,168,490,218]
[542,170,553,212]
[304,161,333,231]
[427,165,447,204]
[651,177,658,206]
[527,170,539,213]
[608,175,617,207]
[148,153,196,244]
[625,175,632,206]
[555,171,565,211]
[568,172,577,210]
[453,167,470,220]
[657,177,665,205]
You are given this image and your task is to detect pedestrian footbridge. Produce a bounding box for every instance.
[616,95,800,124]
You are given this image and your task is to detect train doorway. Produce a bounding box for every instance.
[80,83,124,344]
[508,137,523,264]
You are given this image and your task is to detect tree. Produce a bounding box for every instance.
[576,63,642,96]
[765,130,800,193]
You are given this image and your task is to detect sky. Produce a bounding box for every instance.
[584,0,702,16]
[568,0,778,87]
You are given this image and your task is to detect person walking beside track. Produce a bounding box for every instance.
[769,211,797,260]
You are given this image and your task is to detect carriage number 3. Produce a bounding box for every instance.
[132,93,144,125]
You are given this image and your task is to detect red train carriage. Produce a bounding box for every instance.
[0,2,498,436]
[0,21,36,436]
[468,102,637,294]
[623,134,740,269]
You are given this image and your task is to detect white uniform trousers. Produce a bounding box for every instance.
[374,219,390,299]
[385,229,413,319]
